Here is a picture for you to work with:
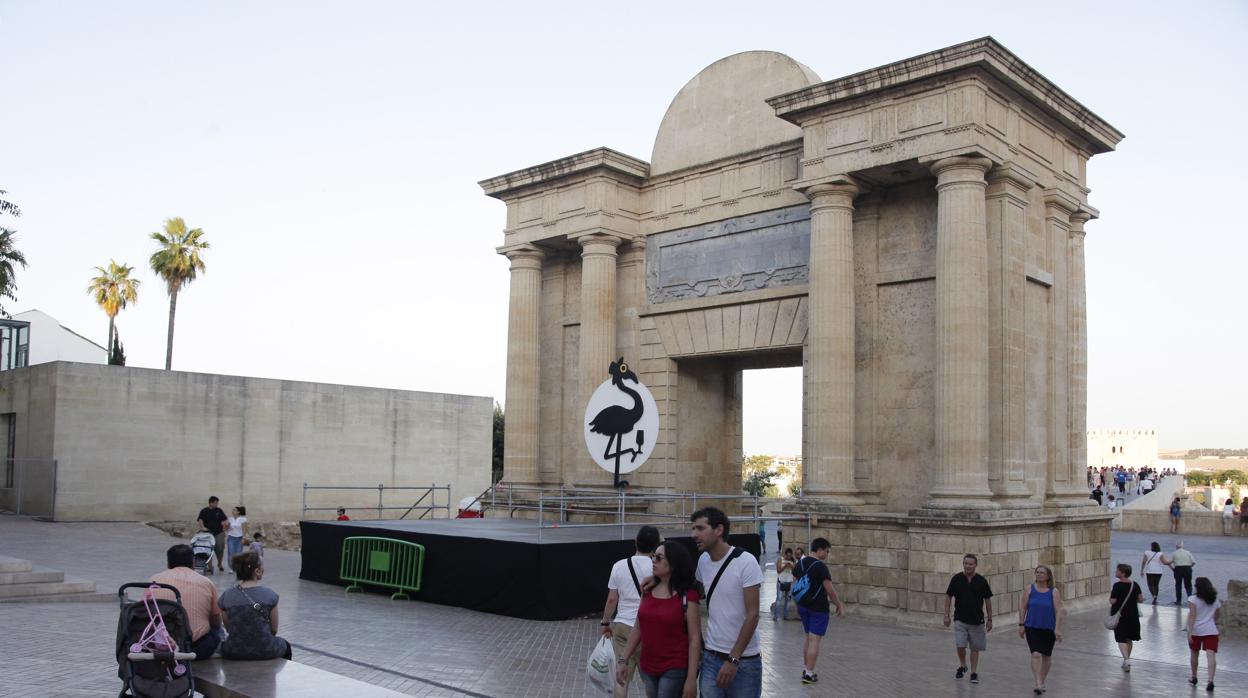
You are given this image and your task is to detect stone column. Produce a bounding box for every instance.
[501,245,545,486]
[576,232,623,485]
[1067,209,1094,497]
[800,180,862,504]
[1042,190,1083,506]
[926,156,997,510]
[985,165,1036,507]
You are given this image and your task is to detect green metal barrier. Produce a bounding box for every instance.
[339,536,424,600]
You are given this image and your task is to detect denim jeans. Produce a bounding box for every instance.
[640,667,688,698]
[772,583,791,620]
[226,535,244,566]
[699,650,762,698]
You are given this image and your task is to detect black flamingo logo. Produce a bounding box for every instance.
[588,357,646,488]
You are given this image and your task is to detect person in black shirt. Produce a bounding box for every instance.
[794,537,845,686]
[196,496,229,572]
[943,554,994,684]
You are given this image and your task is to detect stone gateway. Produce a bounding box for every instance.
[481,38,1123,623]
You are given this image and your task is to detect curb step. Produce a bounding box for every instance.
[0,575,96,599]
[0,568,64,585]
[0,590,114,603]
[0,556,33,573]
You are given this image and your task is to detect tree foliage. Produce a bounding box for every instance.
[87,259,140,352]
[742,469,777,497]
[109,330,126,366]
[492,403,504,483]
[0,228,28,316]
[149,217,209,370]
[742,454,775,476]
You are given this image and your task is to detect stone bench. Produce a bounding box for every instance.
[195,658,410,698]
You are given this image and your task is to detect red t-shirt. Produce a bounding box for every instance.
[637,588,701,675]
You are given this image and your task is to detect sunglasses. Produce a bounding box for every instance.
[651,553,666,562]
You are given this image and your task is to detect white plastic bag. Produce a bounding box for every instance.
[586,635,616,692]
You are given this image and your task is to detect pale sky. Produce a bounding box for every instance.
[2,1,1245,453]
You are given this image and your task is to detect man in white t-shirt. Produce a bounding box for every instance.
[599,525,658,698]
[691,507,763,698]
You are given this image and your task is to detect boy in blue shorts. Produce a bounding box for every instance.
[793,537,845,684]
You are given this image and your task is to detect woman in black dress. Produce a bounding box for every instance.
[1109,563,1143,671]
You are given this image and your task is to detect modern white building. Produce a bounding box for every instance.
[1,310,105,370]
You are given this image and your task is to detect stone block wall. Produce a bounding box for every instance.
[783,511,1112,625]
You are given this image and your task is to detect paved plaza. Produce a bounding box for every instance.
[0,514,1244,697]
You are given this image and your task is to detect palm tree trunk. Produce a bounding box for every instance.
[165,290,178,370]
[107,316,115,363]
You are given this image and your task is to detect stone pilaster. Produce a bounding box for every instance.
[926,157,997,510]
[500,245,545,486]
[985,165,1037,507]
[575,232,623,486]
[799,179,862,504]
[1067,208,1094,497]
[1042,190,1083,507]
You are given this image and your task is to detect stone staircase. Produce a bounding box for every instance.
[0,555,101,602]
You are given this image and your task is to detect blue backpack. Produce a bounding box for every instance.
[791,558,823,604]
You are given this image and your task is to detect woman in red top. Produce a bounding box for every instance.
[616,541,703,698]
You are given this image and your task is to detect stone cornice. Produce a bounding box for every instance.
[766,37,1124,155]
[479,147,650,200]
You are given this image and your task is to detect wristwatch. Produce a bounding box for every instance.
[727,656,740,666]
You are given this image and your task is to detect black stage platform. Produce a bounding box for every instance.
[299,518,761,620]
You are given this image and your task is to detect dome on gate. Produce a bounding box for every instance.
[650,51,821,176]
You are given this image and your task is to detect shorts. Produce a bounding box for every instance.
[1189,635,1219,652]
[953,620,987,651]
[611,623,639,685]
[1025,627,1056,657]
[798,606,829,636]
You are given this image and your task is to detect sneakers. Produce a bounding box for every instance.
[970,673,979,684]
[801,671,818,685]
[956,666,968,679]
[1123,660,1131,672]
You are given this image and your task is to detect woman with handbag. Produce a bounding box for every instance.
[1107,563,1143,671]
[218,551,292,660]
[773,548,795,621]
[1140,542,1166,604]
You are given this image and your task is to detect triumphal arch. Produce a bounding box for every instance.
[481,38,1123,621]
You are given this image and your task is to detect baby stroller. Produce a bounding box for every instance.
[189,531,217,575]
[116,583,197,698]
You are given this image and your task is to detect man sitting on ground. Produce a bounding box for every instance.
[151,543,224,659]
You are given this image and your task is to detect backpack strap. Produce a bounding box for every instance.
[797,558,826,599]
[626,557,641,596]
[705,547,745,609]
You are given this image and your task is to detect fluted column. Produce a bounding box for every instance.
[985,165,1037,507]
[1067,209,1094,500]
[926,156,997,510]
[576,232,623,485]
[501,245,545,486]
[799,179,862,504]
[1042,191,1083,506]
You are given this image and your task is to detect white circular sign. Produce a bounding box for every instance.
[583,359,659,477]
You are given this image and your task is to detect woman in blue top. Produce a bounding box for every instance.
[1018,565,1063,695]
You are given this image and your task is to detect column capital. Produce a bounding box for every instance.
[570,231,626,254]
[498,244,546,268]
[985,163,1036,200]
[794,175,861,207]
[1042,188,1081,217]
[930,156,992,187]
[1068,206,1097,236]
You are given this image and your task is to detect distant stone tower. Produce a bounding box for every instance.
[482,38,1123,622]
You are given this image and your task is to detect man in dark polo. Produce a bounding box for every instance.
[943,553,994,684]
[196,496,229,572]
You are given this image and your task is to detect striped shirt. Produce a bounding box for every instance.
[150,566,221,641]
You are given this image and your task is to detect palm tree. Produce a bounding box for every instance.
[86,260,141,355]
[0,228,28,316]
[0,190,20,217]
[149,217,209,370]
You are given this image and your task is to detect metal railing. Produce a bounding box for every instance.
[340,536,425,599]
[301,483,451,520]
[467,481,815,543]
[0,458,57,518]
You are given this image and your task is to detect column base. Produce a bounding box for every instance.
[801,489,866,507]
[922,489,1000,511]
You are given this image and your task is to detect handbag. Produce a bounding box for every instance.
[1104,582,1137,630]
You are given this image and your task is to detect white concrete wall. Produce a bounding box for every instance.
[0,362,492,522]
[12,310,106,366]
[1087,429,1158,470]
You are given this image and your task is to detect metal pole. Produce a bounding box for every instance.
[378,483,384,519]
[560,485,565,523]
[619,489,625,540]
[538,496,544,543]
[302,482,308,520]
[508,483,513,518]
[491,481,496,513]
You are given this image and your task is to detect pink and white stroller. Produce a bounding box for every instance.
[116,583,197,698]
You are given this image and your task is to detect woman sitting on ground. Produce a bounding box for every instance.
[219,551,292,660]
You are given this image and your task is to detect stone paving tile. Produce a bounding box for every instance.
[1,514,1245,697]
